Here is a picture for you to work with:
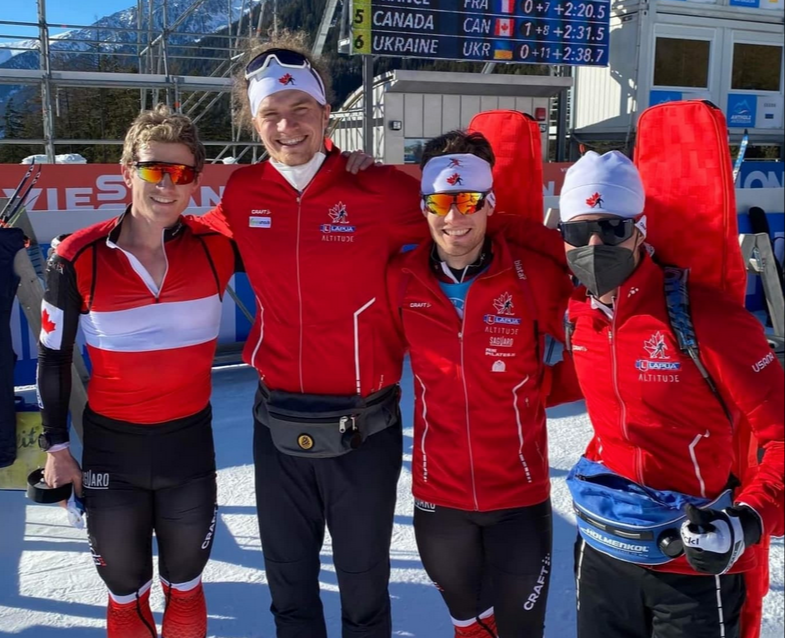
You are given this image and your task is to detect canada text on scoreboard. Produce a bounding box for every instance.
[350,0,611,66]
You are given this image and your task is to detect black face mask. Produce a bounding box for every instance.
[566,245,636,298]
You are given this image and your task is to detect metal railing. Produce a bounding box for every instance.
[0,0,272,162]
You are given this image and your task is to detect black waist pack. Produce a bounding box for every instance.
[254,383,400,458]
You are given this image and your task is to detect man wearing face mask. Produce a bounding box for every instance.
[200,34,427,638]
[560,151,784,638]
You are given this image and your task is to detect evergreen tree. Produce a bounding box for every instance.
[0,98,27,163]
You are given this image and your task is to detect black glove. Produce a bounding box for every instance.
[679,504,762,575]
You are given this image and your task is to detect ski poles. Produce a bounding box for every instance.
[731,129,749,186]
[0,161,43,227]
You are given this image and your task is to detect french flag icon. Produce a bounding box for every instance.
[498,0,515,13]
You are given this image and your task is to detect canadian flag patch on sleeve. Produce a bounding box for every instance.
[40,300,64,350]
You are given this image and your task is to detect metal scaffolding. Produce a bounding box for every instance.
[0,0,276,162]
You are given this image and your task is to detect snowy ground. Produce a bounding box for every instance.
[1,362,782,637]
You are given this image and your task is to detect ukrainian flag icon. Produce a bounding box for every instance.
[493,40,513,60]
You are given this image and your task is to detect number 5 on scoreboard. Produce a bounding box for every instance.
[352,0,372,54]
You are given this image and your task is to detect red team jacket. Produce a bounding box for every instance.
[568,253,785,574]
[389,232,579,512]
[38,211,236,440]
[202,143,426,396]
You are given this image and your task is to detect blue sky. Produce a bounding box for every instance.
[1,0,134,39]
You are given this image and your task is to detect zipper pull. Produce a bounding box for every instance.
[339,416,348,433]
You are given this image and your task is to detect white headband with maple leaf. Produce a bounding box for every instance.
[248,61,326,117]
[421,153,494,195]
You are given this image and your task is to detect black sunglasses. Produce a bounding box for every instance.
[559,218,638,247]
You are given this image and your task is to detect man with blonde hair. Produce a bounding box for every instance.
[39,104,236,638]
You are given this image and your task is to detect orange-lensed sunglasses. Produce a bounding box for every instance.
[422,191,490,216]
[134,162,197,185]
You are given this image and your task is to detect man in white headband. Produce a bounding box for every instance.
[387,130,578,638]
[199,40,432,638]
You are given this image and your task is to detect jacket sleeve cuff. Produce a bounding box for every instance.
[735,500,766,542]
[46,442,71,454]
[42,429,70,447]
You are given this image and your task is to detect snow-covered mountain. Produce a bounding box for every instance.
[0,0,267,115]
[0,0,263,70]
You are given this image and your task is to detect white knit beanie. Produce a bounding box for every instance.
[560,151,645,222]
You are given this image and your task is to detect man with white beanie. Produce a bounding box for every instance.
[559,151,784,638]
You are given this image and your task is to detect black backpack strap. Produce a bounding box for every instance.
[564,311,575,355]
[663,267,733,425]
[512,261,544,377]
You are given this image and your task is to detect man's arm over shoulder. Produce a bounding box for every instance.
[374,166,428,249]
[512,246,581,407]
[183,217,243,275]
[197,169,245,240]
[37,249,83,447]
[385,252,411,351]
[693,289,785,538]
[495,214,568,270]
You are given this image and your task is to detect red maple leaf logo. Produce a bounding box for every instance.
[42,308,57,334]
[279,73,295,85]
[446,173,463,186]
[501,22,509,32]
[586,192,604,208]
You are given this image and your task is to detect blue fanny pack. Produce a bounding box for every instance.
[567,456,734,565]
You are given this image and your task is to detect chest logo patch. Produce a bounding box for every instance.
[249,217,272,228]
[484,291,522,326]
[636,331,682,378]
[321,202,356,242]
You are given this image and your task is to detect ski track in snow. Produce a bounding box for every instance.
[1,363,782,637]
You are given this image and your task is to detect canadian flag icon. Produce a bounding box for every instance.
[495,18,513,37]
[40,300,64,350]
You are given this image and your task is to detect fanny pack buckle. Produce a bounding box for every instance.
[339,415,357,433]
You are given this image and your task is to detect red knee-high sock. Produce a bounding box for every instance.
[454,611,498,638]
[107,586,157,638]
[161,579,207,638]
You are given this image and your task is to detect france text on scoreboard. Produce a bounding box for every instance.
[350,0,611,66]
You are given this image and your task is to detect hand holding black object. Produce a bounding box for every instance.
[679,504,762,575]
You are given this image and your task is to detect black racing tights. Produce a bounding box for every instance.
[82,404,218,597]
[414,499,553,638]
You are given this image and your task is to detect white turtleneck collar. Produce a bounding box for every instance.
[270,151,327,192]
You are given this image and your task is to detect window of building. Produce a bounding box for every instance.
[732,43,782,92]
[654,38,711,88]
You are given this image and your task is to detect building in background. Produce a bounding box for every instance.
[572,0,784,154]
[330,70,571,163]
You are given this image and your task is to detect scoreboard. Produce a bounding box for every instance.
[350,0,611,66]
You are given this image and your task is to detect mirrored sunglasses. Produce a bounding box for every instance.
[422,192,490,216]
[559,218,637,247]
[134,162,197,186]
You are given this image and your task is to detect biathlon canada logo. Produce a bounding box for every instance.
[446,173,463,186]
[586,192,604,208]
[279,73,295,85]
[484,292,522,326]
[635,331,682,372]
[320,202,356,241]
